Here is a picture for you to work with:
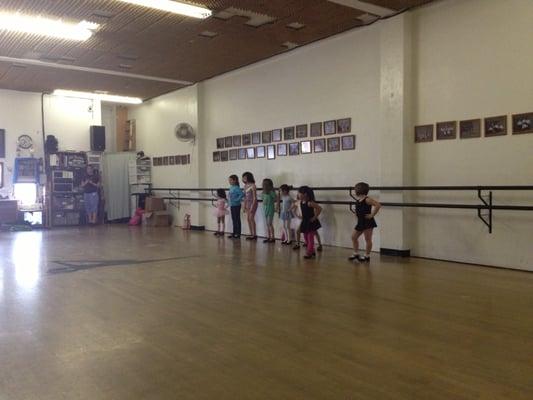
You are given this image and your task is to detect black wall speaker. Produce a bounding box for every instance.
[0,129,5,158]
[90,125,106,151]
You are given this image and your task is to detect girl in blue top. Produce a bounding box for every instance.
[228,175,244,238]
[279,184,294,245]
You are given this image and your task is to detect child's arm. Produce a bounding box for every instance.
[365,197,382,219]
[309,201,322,221]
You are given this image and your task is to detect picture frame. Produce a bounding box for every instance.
[246,147,256,159]
[277,143,287,156]
[225,136,233,148]
[300,140,312,154]
[484,116,507,137]
[310,122,322,137]
[175,155,181,165]
[213,152,221,162]
[153,157,160,166]
[296,124,308,138]
[341,135,356,150]
[220,151,229,162]
[337,118,351,134]
[169,155,176,165]
[436,121,457,140]
[267,145,276,160]
[460,119,481,139]
[251,132,261,145]
[216,138,225,149]
[415,125,434,143]
[242,133,252,146]
[313,139,326,153]
[272,129,282,142]
[512,112,533,135]
[187,154,190,164]
[256,146,265,158]
[182,155,188,164]
[284,127,295,141]
[163,156,169,165]
[233,135,242,147]
[324,120,336,135]
[327,137,340,152]
[238,148,247,160]
[289,142,300,156]
[229,149,238,161]
[262,131,272,144]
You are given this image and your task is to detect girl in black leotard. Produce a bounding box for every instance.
[298,186,322,259]
[349,182,381,262]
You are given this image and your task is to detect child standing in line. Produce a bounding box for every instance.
[213,189,229,236]
[292,193,323,251]
[349,182,381,262]
[279,184,294,245]
[298,186,322,259]
[228,175,244,239]
[242,172,258,241]
[261,178,277,243]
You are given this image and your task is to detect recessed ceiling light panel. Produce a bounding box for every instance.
[116,0,212,19]
[53,89,143,105]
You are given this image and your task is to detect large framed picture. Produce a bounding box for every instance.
[262,131,272,144]
[313,138,326,153]
[242,133,252,146]
[220,151,229,162]
[512,112,533,135]
[272,129,282,142]
[229,149,238,160]
[289,142,300,156]
[337,118,351,134]
[246,147,256,159]
[267,145,276,160]
[225,136,233,148]
[216,138,225,149]
[213,152,221,162]
[284,127,295,141]
[327,137,340,152]
[296,124,308,138]
[341,135,356,150]
[310,122,322,137]
[324,120,336,135]
[415,125,433,143]
[277,143,287,156]
[252,132,261,145]
[233,135,242,147]
[301,140,312,154]
[238,148,247,160]
[436,121,457,140]
[256,146,265,158]
[485,116,507,137]
[460,119,481,139]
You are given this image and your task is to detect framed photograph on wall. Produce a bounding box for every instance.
[225,136,233,148]
[262,131,272,144]
[337,118,351,134]
[216,138,225,149]
[289,142,300,156]
[272,129,282,142]
[153,157,160,166]
[251,132,261,145]
[460,119,481,139]
[175,155,182,165]
[267,145,276,160]
[313,139,326,153]
[169,155,176,165]
[220,151,229,162]
[484,116,507,137]
[436,121,457,140]
[277,143,287,156]
[284,127,295,141]
[238,148,247,160]
[163,156,169,165]
[213,152,221,162]
[187,154,191,165]
[324,120,336,135]
[242,133,252,146]
[327,137,340,152]
[229,149,238,160]
[246,147,256,159]
[341,135,356,150]
[414,125,433,143]
[296,124,308,138]
[310,122,322,137]
[182,155,189,164]
[233,135,242,147]
[301,141,312,154]
[256,146,265,158]
[512,112,533,134]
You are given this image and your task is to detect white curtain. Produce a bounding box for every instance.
[103,152,137,221]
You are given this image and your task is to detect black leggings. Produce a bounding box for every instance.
[231,205,241,236]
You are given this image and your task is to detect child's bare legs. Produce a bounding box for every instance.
[247,211,257,237]
[282,220,292,243]
[293,227,302,249]
[268,223,274,239]
[363,228,373,257]
[351,229,363,255]
[315,231,322,251]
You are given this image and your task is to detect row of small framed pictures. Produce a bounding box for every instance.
[415,112,533,143]
[213,135,356,162]
[216,118,352,149]
[153,154,191,166]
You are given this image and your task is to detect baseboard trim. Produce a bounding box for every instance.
[380,248,411,257]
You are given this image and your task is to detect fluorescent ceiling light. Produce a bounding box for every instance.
[116,0,212,19]
[0,12,98,41]
[53,90,143,105]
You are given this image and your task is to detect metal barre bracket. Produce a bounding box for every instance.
[477,190,493,234]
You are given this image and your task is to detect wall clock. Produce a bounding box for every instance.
[18,134,33,149]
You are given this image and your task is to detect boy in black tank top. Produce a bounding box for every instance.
[349,182,381,262]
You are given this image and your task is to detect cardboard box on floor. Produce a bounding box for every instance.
[143,211,171,227]
[145,197,165,212]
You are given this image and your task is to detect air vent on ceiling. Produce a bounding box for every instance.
[282,42,299,50]
[286,22,305,30]
[199,31,218,38]
[118,54,139,61]
[91,10,116,20]
[213,7,276,28]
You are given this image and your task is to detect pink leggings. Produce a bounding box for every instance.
[304,231,316,255]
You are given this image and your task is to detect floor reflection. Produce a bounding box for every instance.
[12,232,42,290]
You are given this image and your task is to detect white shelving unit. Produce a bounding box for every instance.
[129,158,152,212]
